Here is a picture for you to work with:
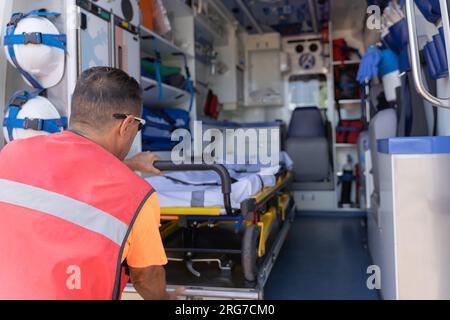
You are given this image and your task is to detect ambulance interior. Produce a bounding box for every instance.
[2,0,450,300]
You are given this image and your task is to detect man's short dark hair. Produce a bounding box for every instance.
[70,67,143,129]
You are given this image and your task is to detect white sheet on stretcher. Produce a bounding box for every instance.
[146,152,293,210]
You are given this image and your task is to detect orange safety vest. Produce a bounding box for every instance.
[0,131,154,299]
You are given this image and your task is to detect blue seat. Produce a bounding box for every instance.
[286,107,332,186]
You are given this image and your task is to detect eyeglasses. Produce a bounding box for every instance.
[113,114,146,132]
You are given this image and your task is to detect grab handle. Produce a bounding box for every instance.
[405,0,450,108]
[153,161,233,215]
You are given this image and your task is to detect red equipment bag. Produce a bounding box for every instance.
[336,119,365,144]
[204,89,220,119]
[335,100,365,144]
[333,38,361,65]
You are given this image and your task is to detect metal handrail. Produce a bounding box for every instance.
[405,0,450,108]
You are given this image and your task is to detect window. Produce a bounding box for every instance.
[288,74,327,110]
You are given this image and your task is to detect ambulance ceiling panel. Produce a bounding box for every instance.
[220,0,330,36]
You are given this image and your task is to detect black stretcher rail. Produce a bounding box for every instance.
[153,161,233,215]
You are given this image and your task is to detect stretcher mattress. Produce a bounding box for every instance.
[146,152,293,210]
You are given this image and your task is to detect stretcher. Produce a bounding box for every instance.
[124,160,295,300]
[148,153,292,209]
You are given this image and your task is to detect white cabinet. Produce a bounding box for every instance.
[212,26,246,110]
[244,33,284,107]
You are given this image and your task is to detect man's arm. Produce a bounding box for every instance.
[129,266,184,300]
[122,193,184,300]
[129,265,169,299]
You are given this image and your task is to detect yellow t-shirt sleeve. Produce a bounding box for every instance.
[121,192,168,268]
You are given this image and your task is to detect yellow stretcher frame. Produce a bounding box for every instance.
[159,171,293,257]
[161,207,221,216]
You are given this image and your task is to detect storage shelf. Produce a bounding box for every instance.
[337,99,362,104]
[140,26,193,58]
[141,77,191,108]
[333,60,360,66]
[335,143,358,148]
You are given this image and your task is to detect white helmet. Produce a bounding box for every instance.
[3,93,67,143]
[4,12,66,89]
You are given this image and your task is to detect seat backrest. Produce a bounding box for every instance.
[369,108,397,194]
[286,107,331,183]
[286,137,329,182]
[288,107,326,138]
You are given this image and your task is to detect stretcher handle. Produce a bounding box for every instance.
[153,161,233,215]
[405,0,450,108]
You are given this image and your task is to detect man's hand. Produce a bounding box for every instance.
[125,152,161,175]
[129,265,185,300]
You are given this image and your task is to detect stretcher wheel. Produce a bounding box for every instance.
[242,224,260,282]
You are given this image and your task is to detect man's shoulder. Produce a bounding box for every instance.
[0,134,47,156]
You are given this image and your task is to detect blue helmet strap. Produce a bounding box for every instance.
[170,52,194,114]
[3,9,67,90]
[176,53,194,113]
[186,77,194,113]
[3,89,68,142]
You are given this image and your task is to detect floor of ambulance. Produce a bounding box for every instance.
[264,212,380,300]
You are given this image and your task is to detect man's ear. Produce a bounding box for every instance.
[118,116,135,137]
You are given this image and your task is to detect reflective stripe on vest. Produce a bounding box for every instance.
[0,179,128,246]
